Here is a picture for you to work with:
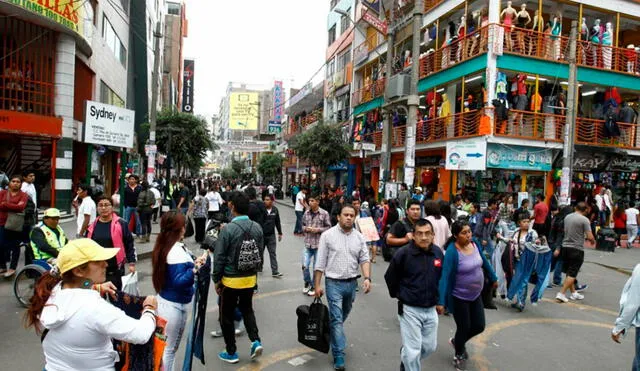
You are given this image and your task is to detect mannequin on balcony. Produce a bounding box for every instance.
[439,93,452,138]
[456,15,466,62]
[516,3,531,54]
[590,19,602,67]
[403,50,412,70]
[528,10,544,56]
[579,18,589,65]
[501,1,517,51]
[480,8,489,51]
[551,14,562,60]
[626,45,637,74]
[510,74,528,135]
[467,11,479,58]
[602,22,614,70]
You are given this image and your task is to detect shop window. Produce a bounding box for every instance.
[0,16,56,116]
[102,15,127,66]
[100,81,125,107]
[328,25,336,46]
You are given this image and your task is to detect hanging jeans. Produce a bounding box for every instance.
[158,295,189,371]
[507,248,553,307]
[398,305,438,371]
[326,278,357,359]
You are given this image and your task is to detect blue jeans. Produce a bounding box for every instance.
[398,305,438,371]
[552,253,563,285]
[634,327,640,371]
[158,296,188,371]
[507,249,552,306]
[294,210,304,234]
[123,206,141,236]
[302,247,317,288]
[326,278,357,358]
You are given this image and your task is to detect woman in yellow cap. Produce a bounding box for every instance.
[25,238,157,371]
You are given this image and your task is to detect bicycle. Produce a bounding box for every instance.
[14,259,52,307]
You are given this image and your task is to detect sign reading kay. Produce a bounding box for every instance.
[445,138,487,171]
[84,101,135,148]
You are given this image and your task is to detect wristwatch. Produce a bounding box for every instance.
[364,277,371,282]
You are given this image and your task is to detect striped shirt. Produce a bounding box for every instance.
[302,207,332,249]
[316,225,370,280]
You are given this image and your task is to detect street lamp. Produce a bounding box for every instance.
[333,8,384,59]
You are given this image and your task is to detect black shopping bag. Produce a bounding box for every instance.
[296,297,330,353]
[185,216,195,238]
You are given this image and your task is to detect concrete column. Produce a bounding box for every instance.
[380,25,396,200]
[54,33,76,212]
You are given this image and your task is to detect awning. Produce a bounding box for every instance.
[0,110,62,138]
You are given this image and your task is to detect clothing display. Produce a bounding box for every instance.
[182,255,211,370]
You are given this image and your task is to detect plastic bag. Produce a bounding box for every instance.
[121,272,139,296]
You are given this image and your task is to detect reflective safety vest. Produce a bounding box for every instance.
[30,223,67,260]
[166,182,175,200]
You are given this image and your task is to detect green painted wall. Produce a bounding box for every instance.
[353,96,384,116]
[418,54,488,93]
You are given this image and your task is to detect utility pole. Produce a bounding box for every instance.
[403,0,423,188]
[147,21,162,185]
[380,3,395,201]
[560,20,578,206]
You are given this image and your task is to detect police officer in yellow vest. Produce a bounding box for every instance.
[30,208,67,261]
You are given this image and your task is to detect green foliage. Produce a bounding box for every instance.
[154,110,218,174]
[221,167,238,180]
[291,122,350,174]
[257,153,283,183]
[231,159,245,176]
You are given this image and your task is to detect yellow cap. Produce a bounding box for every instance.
[43,208,61,218]
[57,239,119,274]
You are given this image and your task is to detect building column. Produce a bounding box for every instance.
[54,33,76,212]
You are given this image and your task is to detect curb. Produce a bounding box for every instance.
[586,261,633,276]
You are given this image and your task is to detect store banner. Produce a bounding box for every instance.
[362,11,387,35]
[446,138,487,171]
[12,0,90,40]
[267,120,282,134]
[273,81,284,122]
[486,144,552,171]
[83,100,135,148]
[182,59,194,113]
[229,92,259,130]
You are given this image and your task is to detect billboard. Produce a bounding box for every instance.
[14,0,89,40]
[84,100,135,148]
[272,81,284,123]
[229,92,259,130]
[182,59,194,113]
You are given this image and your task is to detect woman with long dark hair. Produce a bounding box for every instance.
[152,211,204,370]
[0,174,28,277]
[613,202,627,247]
[439,221,497,371]
[26,239,156,370]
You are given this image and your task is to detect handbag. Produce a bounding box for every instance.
[185,215,195,238]
[296,297,330,353]
[4,191,25,232]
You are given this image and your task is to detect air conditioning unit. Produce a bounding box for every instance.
[385,74,411,100]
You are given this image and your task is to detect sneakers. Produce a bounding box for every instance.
[250,340,263,359]
[3,269,15,278]
[303,283,310,294]
[531,302,538,307]
[334,355,346,370]
[511,302,525,312]
[570,292,585,300]
[307,289,316,297]
[218,350,239,364]
[575,284,588,292]
[210,328,244,337]
[555,292,569,303]
[449,338,468,360]
[272,272,284,278]
[453,355,467,371]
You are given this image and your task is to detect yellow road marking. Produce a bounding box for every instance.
[237,347,313,371]
[540,298,619,316]
[470,318,611,371]
[206,288,301,313]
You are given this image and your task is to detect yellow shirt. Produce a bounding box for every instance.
[222,275,257,289]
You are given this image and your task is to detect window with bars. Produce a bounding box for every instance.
[0,15,56,116]
[102,15,127,66]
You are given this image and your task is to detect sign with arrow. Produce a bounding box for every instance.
[446,138,487,171]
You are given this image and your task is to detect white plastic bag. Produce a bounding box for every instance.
[121,272,139,296]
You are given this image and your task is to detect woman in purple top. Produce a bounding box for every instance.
[439,221,497,371]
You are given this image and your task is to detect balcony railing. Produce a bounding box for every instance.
[362,130,383,150]
[424,0,445,12]
[495,110,565,142]
[393,0,416,22]
[352,77,386,106]
[419,25,489,78]
[391,109,487,147]
[300,109,323,128]
[576,117,639,149]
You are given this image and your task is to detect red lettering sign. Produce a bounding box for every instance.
[362,11,387,35]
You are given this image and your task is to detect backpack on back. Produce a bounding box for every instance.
[233,222,261,272]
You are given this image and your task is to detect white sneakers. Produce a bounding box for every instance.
[556,292,584,303]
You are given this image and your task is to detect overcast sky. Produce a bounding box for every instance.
[183,0,329,119]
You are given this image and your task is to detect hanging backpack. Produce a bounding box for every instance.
[233,222,261,272]
[604,110,621,138]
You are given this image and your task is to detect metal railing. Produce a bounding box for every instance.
[576,117,639,149]
[424,0,445,12]
[495,110,565,142]
[362,130,383,150]
[419,25,489,78]
[352,77,386,106]
[391,109,487,147]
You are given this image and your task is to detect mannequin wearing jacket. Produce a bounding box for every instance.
[440,93,453,138]
[602,22,614,70]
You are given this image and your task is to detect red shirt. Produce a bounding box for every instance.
[533,202,549,225]
[0,189,28,226]
[614,213,627,229]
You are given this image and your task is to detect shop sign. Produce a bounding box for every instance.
[10,0,89,40]
[607,157,640,172]
[272,81,284,122]
[486,144,552,171]
[84,100,135,148]
[572,152,609,171]
[446,138,487,171]
[267,121,282,134]
[415,156,442,167]
[182,59,194,113]
[362,10,387,36]
[328,160,348,171]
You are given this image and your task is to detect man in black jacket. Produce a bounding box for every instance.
[246,186,266,231]
[384,219,444,371]
[262,194,283,277]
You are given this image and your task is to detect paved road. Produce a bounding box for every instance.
[0,205,637,370]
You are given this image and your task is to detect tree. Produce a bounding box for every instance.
[152,110,217,176]
[291,122,350,186]
[257,153,283,184]
[221,167,238,180]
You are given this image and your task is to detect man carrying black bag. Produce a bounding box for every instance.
[296,297,330,353]
[384,219,444,371]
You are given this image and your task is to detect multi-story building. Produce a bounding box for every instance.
[348,0,640,204]
[162,1,188,110]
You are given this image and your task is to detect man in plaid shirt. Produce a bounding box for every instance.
[302,193,332,296]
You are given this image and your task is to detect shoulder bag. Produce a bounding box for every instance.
[5,191,25,232]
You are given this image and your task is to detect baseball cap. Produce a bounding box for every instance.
[43,208,61,218]
[57,239,119,274]
[415,186,423,192]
